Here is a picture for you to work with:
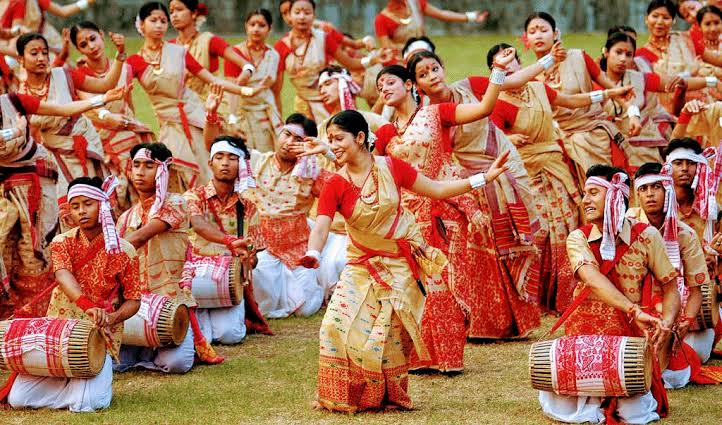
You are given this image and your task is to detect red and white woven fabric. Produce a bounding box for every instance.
[0,318,78,377]
[584,173,630,261]
[185,254,234,308]
[138,293,169,346]
[318,69,360,111]
[548,335,640,397]
[133,148,170,218]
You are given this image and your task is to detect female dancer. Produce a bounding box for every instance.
[371,50,526,372]
[299,110,509,412]
[70,21,154,212]
[128,1,264,191]
[374,0,487,58]
[485,43,632,313]
[601,31,711,169]
[525,11,628,177]
[636,0,722,111]
[273,0,390,122]
[406,47,569,335]
[16,32,125,218]
[223,8,281,153]
[168,0,255,101]
[695,6,722,101]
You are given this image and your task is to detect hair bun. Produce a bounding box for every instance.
[196,3,209,16]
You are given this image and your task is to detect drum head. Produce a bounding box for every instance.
[86,327,107,375]
[171,303,190,345]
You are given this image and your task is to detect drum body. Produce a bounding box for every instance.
[188,255,243,308]
[0,318,106,378]
[122,293,189,348]
[529,335,652,397]
[696,282,720,330]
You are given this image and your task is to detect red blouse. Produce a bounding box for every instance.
[636,41,705,66]
[317,157,418,219]
[490,84,558,131]
[274,32,340,74]
[169,35,228,73]
[374,102,458,154]
[126,50,204,79]
[374,0,428,38]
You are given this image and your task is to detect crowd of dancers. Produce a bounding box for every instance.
[0,0,721,423]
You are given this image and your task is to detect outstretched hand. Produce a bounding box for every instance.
[109,32,125,54]
[550,41,566,64]
[205,83,224,115]
[297,255,320,269]
[492,48,516,70]
[485,151,510,183]
[295,136,330,158]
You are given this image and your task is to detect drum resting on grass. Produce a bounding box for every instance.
[122,293,189,348]
[0,318,106,378]
[187,254,243,308]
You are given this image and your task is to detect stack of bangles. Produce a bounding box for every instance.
[0,127,20,141]
[75,294,98,312]
[489,67,506,86]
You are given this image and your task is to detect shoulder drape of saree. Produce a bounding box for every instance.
[286,29,331,121]
[685,101,722,148]
[185,31,214,100]
[384,1,424,53]
[653,32,705,111]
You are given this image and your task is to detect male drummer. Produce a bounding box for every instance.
[629,162,711,388]
[538,165,680,424]
[184,135,272,340]
[2,176,143,412]
[115,143,221,373]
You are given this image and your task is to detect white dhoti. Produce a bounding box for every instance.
[196,304,246,345]
[9,354,113,413]
[662,328,717,389]
[252,250,322,318]
[317,231,348,301]
[113,327,195,374]
[538,391,659,424]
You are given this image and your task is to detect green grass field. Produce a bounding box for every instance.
[2,34,722,424]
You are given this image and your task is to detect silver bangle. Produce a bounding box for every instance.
[89,95,105,108]
[489,68,505,85]
[465,11,478,22]
[589,90,605,103]
[1,128,16,141]
[228,114,239,125]
[678,71,692,79]
[706,76,718,88]
[360,55,372,69]
[305,249,321,261]
[242,63,255,75]
[10,26,21,36]
[324,149,337,161]
[75,0,89,10]
[537,54,555,70]
[241,86,254,96]
[627,105,641,119]
[469,173,486,189]
[97,109,111,120]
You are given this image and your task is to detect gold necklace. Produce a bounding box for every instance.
[142,43,165,75]
[346,163,379,205]
[506,86,533,107]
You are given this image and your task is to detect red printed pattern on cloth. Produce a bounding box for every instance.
[184,253,234,308]
[259,214,309,268]
[553,335,625,397]
[1,318,77,377]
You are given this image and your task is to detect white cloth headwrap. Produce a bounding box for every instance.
[282,124,319,179]
[133,148,169,218]
[666,146,722,242]
[318,69,360,111]
[210,140,257,194]
[634,166,680,269]
[403,40,433,60]
[585,173,630,261]
[67,175,121,254]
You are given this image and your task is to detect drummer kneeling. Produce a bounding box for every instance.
[538,165,680,424]
[6,176,143,412]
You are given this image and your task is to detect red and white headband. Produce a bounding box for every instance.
[67,175,121,254]
[133,148,170,218]
[319,69,360,111]
[585,173,630,261]
[210,140,256,194]
[634,166,680,269]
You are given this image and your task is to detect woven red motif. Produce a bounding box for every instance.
[1,318,77,377]
[553,335,625,396]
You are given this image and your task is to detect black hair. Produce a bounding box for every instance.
[130,142,173,162]
[246,8,272,26]
[285,113,317,137]
[342,32,354,40]
[524,11,556,31]
[68,176,104,191]
[210,135,250,158]
[486,43,520,69]
[318,64,345,78]
[663,137,703,159]
[173,0,199,11]
[326,110,371,150]
[70,21,101,48]
[401,36,436,57]
[407,50,443,82]
[697,5,722,24]
[279,0,290,10]
[607,25,637,37]
[646,0,677,17]
[376,64,412,85]
[16,33,48,56]
[634,162,663,179]
[600,32,637,72]
[289,0,314,9]
[139,2,170,21]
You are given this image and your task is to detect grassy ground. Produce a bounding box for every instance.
[2,34,722,424]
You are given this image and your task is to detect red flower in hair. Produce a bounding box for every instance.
[196,2,209,16]
[520,32,530,50]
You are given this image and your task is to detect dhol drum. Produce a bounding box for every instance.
[529,335,652,397]
[696,282,720,330]
[187,254,244,308]
[0,318,106,378]
[122,293,189,347]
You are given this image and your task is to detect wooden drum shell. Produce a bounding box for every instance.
[122,300,189,348]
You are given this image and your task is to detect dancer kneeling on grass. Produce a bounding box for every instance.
[297,109,509,412]
[1,176,143,412]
